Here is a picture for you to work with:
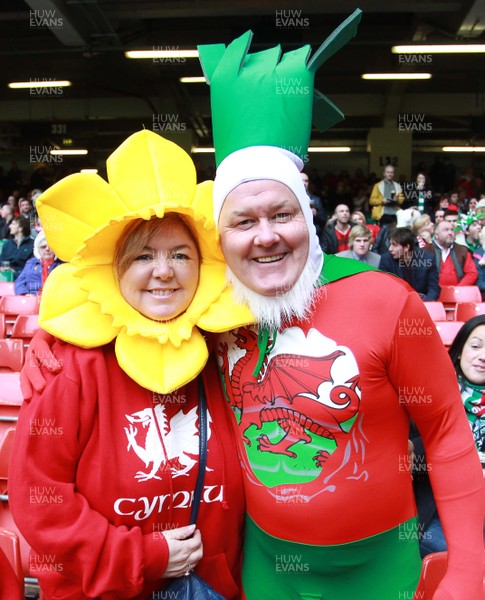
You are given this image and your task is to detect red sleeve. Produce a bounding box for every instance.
[8,349,169,598]
[388,292,484,600]
[459,251,478,286]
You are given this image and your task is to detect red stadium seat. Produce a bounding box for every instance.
[439,285,482,304]
[0,372,22,406]
[415,552,448,599]
[0,340,24,373]
[11,314,39,342]
[0,427,15,495]
[0,373,23,448]
[0,502,32,578]
[0,282,15,298]
[435,321,464,348]
[0,527,23,595]
[0,295,40,317]
[438,286,482,320]
[455,302,485,323]
[423,302,447,322]
[0,314,5,339]
[415,551,485,599]
[0,295,40,336]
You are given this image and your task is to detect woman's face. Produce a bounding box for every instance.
[460,324,485,385]
[420,219,434,235]
[439,198,449,209]
[351,212,365,225]
[119,220,200,321]
[416,174,426,187]
[469,198,478,211]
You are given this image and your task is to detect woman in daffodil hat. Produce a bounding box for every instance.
[9,130,253,600]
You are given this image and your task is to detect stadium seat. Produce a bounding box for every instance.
[0,427,15,495]
[435,321,464,348]
[0,526,23,594]
[423,302,447,322]
[0,313,5,338]
[11,314,39,342]
[0,501,32,578]
[0,371,22,403]
[0,372,22,486]
[439,285,482,304]
[439,286,482,320]
[415,552,448,599]
[0,295,40,336]
[455,302,485,323]
[0,282,15,298]
[0,339,24,372]
[0,295,40,316]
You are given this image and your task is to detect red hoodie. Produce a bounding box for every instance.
[9,342,244,600]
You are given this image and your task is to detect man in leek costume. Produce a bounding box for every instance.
[198,9,484,600]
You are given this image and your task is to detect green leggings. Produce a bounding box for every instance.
[242,516,422,600]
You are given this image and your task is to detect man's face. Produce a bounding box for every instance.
[300,173,309,191]
[444,214,459,227]
[383,166,394,182]
[467,221,481,243]
[9,219,19,236]
[219,180,309,297]
[449,192,458,205]
[335,204,350,224]
[352,236,370,258]
[389,240,408,260]
[18,199,32,214]
[435,222,455,247]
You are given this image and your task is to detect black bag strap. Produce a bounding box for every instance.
[190,375,207,525]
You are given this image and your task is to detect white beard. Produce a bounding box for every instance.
[226,260,321,330]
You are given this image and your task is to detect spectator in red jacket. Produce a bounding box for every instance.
[430,220,478,286]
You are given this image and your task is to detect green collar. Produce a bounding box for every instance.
[252,254,376,377]
[319,253,377,284]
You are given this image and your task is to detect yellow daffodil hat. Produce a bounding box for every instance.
[37,129,253,393]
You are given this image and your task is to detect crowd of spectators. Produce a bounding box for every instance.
[0,162,63,290]
[299,161,485,302]
[2,158,485,301]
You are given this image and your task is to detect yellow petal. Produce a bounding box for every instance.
[39,264,118,347]
[36,174,130,262]
[192,181,223,257]
[115,327,209,393]
[197,287,254,332]
[107,130,197,215]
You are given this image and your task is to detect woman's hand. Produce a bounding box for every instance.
[420,231,432,244]
[162,524,203,578]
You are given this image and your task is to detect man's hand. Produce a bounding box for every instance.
[20,330,61,399]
